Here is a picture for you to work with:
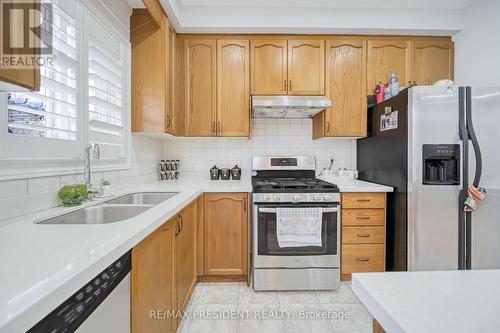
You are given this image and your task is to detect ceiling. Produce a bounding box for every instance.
[177,0,476,10]
[123,0,478,35]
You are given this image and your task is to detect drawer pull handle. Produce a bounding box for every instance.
[356,258,370,262]
[357,199,371,202]
[357,234,370,238]
[357,217,370,220]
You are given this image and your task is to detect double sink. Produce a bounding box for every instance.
[36,192,178,225]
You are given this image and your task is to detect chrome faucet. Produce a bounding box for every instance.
[84,142,101,199]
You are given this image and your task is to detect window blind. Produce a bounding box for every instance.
[88,15,126,160]
[7,1,79,142]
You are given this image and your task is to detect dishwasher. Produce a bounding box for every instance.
[28,251,131,333]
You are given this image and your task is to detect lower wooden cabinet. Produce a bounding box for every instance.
[203,193,248,276]
[131,217,176,333]
[131,199,198,333]
[341,192,387,281]
[175,200,197,313]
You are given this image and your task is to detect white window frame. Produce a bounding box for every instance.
[0,0,131,181]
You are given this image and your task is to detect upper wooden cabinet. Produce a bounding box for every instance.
[314,40,367,138]
[184,39,217,136]
[184,39,250,137]
[0,0,40,91]
[204,193,249,276]
[412,40,454,85]
[131,218,176,333]
[131,10,178,134]
[367,40,411,95]
[287,40,325,95]
[250,40,288,95]
[251,39,325,95]
[217,40,250,136]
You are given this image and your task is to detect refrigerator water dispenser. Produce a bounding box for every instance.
[422,144,460,185]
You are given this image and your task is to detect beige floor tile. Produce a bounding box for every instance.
[198,284,240,304]
[239,285,279,304]
[277,290,319,304]
[316,283,360,304]
[236,304,286,333]
[321,303,372,333]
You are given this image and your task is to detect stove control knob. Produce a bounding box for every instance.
[313,194,322,201]
[263,195,270,202]
[273,196,280,202]
[293,194,301,202]
[324,194,332,201]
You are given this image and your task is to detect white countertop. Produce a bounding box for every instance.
[0,173,389,332]
[352,270,500,333]
[322,178,393,192]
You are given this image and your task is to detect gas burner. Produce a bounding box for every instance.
[252,177,339,193]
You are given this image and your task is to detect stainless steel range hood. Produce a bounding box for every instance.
[252,96,331,118]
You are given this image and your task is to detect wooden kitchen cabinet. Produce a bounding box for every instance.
[204,193,249,276]
[341,192,386,281]
[287,40,325,95]
[367,40,411,95]
[184,39,217,136]
[132,218,176,333]
[131,9,179,134]
[250,40,288,95]
[251,39,324,95]
[411,40,454,85]
[175,200,197,314]
[313,40,367,138]
[217,40,250,136]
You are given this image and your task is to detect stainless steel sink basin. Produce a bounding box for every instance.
[36,205,153,225]
[104,192,178,205]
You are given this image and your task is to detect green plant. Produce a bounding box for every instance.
[101,180,111,186]
[58,184,87,206]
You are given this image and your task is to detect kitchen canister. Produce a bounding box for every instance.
[220,168,231,180]
[210,165,220,180]
[231,165,241,180]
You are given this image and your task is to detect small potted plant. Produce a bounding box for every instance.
[101,179,114,197]
[58,184,88,207]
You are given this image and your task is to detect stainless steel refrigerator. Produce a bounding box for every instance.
[357,85,500,271]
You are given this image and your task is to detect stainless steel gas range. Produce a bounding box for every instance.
[251,156,341,291]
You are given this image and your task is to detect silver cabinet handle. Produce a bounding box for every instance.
[258,207,339,213]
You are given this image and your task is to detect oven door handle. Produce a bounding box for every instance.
[258,207,339,213]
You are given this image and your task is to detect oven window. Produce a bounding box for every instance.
[257,208,338,256]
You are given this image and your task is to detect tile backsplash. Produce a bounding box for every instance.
[162,119,356,174]
[0,134,162,222]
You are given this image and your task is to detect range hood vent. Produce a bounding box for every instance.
[252,96,331,118]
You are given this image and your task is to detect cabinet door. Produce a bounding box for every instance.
[131,10,167,132]
[176,201,197,313]
[325,40,367,137]
[288,40,325,95]
[250,40,288,95]
[165,24,176,134]
[217,40,250,137]
[367,40,411,95]
[0,0,40,91]
[185,39,217,136]
[412,40,454,85]
[132,219,175,333]
[204,193,248,276]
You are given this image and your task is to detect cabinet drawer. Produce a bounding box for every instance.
[342,209,385,226]
[342,244,385,274]
[342,227,385,244]
[342,193,386,209]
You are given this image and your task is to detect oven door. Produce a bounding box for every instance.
[253,203,340,268]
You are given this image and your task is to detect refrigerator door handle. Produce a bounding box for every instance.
[466,86,483,187]
[458,86,468,270]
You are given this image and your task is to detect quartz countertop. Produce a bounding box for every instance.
[352,270,500,333]
[322,178,394,192]
[0,173,391,332]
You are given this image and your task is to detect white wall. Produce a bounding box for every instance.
[0,135,162,221]
[162,119,356,174]
[453,0,500,85]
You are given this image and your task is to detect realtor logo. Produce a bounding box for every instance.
[1,0,55,69]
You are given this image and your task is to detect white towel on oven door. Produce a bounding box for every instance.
[276,207,323,248]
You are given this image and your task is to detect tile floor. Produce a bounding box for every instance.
[177,282,372,333]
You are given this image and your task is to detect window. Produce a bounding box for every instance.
[0,0,131,179]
